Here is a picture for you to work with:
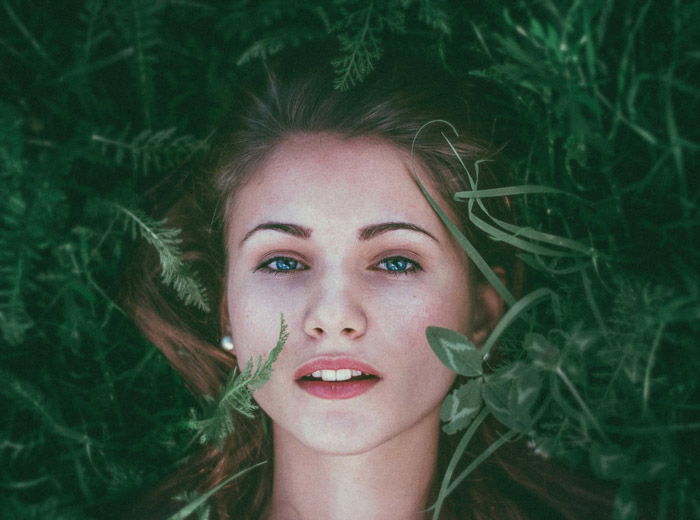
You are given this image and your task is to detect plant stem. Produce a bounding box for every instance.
[555,366,609,443]
[430,408,489,520]
[643,321,666,416]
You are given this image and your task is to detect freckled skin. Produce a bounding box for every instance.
[225,133,479,456]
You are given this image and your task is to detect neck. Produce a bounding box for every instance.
[264,409,442,520]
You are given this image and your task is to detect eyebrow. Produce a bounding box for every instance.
[358,222,439,242]
[241,221,438,244]
[241,222,312,243]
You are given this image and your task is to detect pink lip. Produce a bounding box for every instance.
[294,357,381,400]
[297,378,379,399]
[294,357,381,380]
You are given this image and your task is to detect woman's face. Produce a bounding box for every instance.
[225,133,479,455]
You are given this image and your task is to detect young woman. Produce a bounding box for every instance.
[123,51,611,519]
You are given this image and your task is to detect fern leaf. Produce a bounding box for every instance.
[236,27,322,65]
[0,369,92,445]
[0,104,35,346]
[188,315,288,449]
[0,255,33,346]
[332,2,383,90]
[91,127,205,176]
[114,0,162,127]
[113,204,210,312]
[418,0,451,36]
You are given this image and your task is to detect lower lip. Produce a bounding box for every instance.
[297,378,379,399]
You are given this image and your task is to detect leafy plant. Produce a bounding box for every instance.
[91,127,206,176]
[422,3,699,518]
[187,315,288,450]
[0,1,697,519]
[112,204,210,312]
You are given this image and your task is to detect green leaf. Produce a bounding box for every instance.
[331,2,382,90]
[524,332,561,370]
[426,326,483,377]
[187,315,288,449]
[430,408,490,519]
[0,102,23,160]
[482,362,542,432]
[91,127,206,176]
[590,443,632,480]
[613,482,638,520]
[482,288,559,359]
[167,461,267,520]
[112,204,210,312]
[454,185,568,199]
[441,379,483,434]
[411,151,515,306]
[630,458,668,482]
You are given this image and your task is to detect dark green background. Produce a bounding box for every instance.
[1,1,698,518]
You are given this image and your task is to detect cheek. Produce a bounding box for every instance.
[379,275,472,337]
[405,274,471,360]
[377,280,470,381]
[226,275,279,364]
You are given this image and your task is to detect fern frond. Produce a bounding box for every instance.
[114,0,162,127]
[332,1,383,91]
[236,27,320,65]
[0,104,35,346]
[91,127,205,175]
[418,0,451,36]
[188,315,288,450]
[78,0,111,60]
[172,490,211,520]
[112,204,210,312]
[0,369,92,445]
[0,255,33,346]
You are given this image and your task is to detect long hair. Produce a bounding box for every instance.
[121,49,610,519]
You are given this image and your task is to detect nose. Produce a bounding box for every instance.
[302,270,367,340]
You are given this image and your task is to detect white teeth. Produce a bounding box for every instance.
[306,369,370,381]
[321,369,336,381]
[336,369,352,381]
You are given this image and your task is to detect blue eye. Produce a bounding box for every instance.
[377,256,420,274]
[258,256,306,274]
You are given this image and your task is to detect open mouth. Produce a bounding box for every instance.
[295,366,381,399]
[299,369,378,383]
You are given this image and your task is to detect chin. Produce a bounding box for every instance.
[291,413,391,456]
[298,432,384,456]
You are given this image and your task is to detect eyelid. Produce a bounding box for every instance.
[255,253,310,273]
[368,248,423,266]
[371,254,423,274]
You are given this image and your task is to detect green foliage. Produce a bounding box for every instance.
[187,316,288,450]
[440,378,481,435]
[113,204,210,312]
[167,461,266,520]
[92,127,206,176]
[426,326,483,377]
[1,0,697,519]
[231,0,452,90]
[424,1,700,518]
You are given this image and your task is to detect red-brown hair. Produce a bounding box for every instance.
[121,49,610,519]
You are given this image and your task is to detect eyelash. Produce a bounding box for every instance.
[375,256,422,276]
[255,255,422,276]
[256,256,308,276]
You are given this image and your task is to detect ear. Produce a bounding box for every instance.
[470,267,505,346]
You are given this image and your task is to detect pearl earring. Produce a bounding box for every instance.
[220,336,235,352]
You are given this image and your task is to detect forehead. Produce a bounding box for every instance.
[226,133,441,232]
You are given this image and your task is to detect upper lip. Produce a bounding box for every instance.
[294,356,382,380]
